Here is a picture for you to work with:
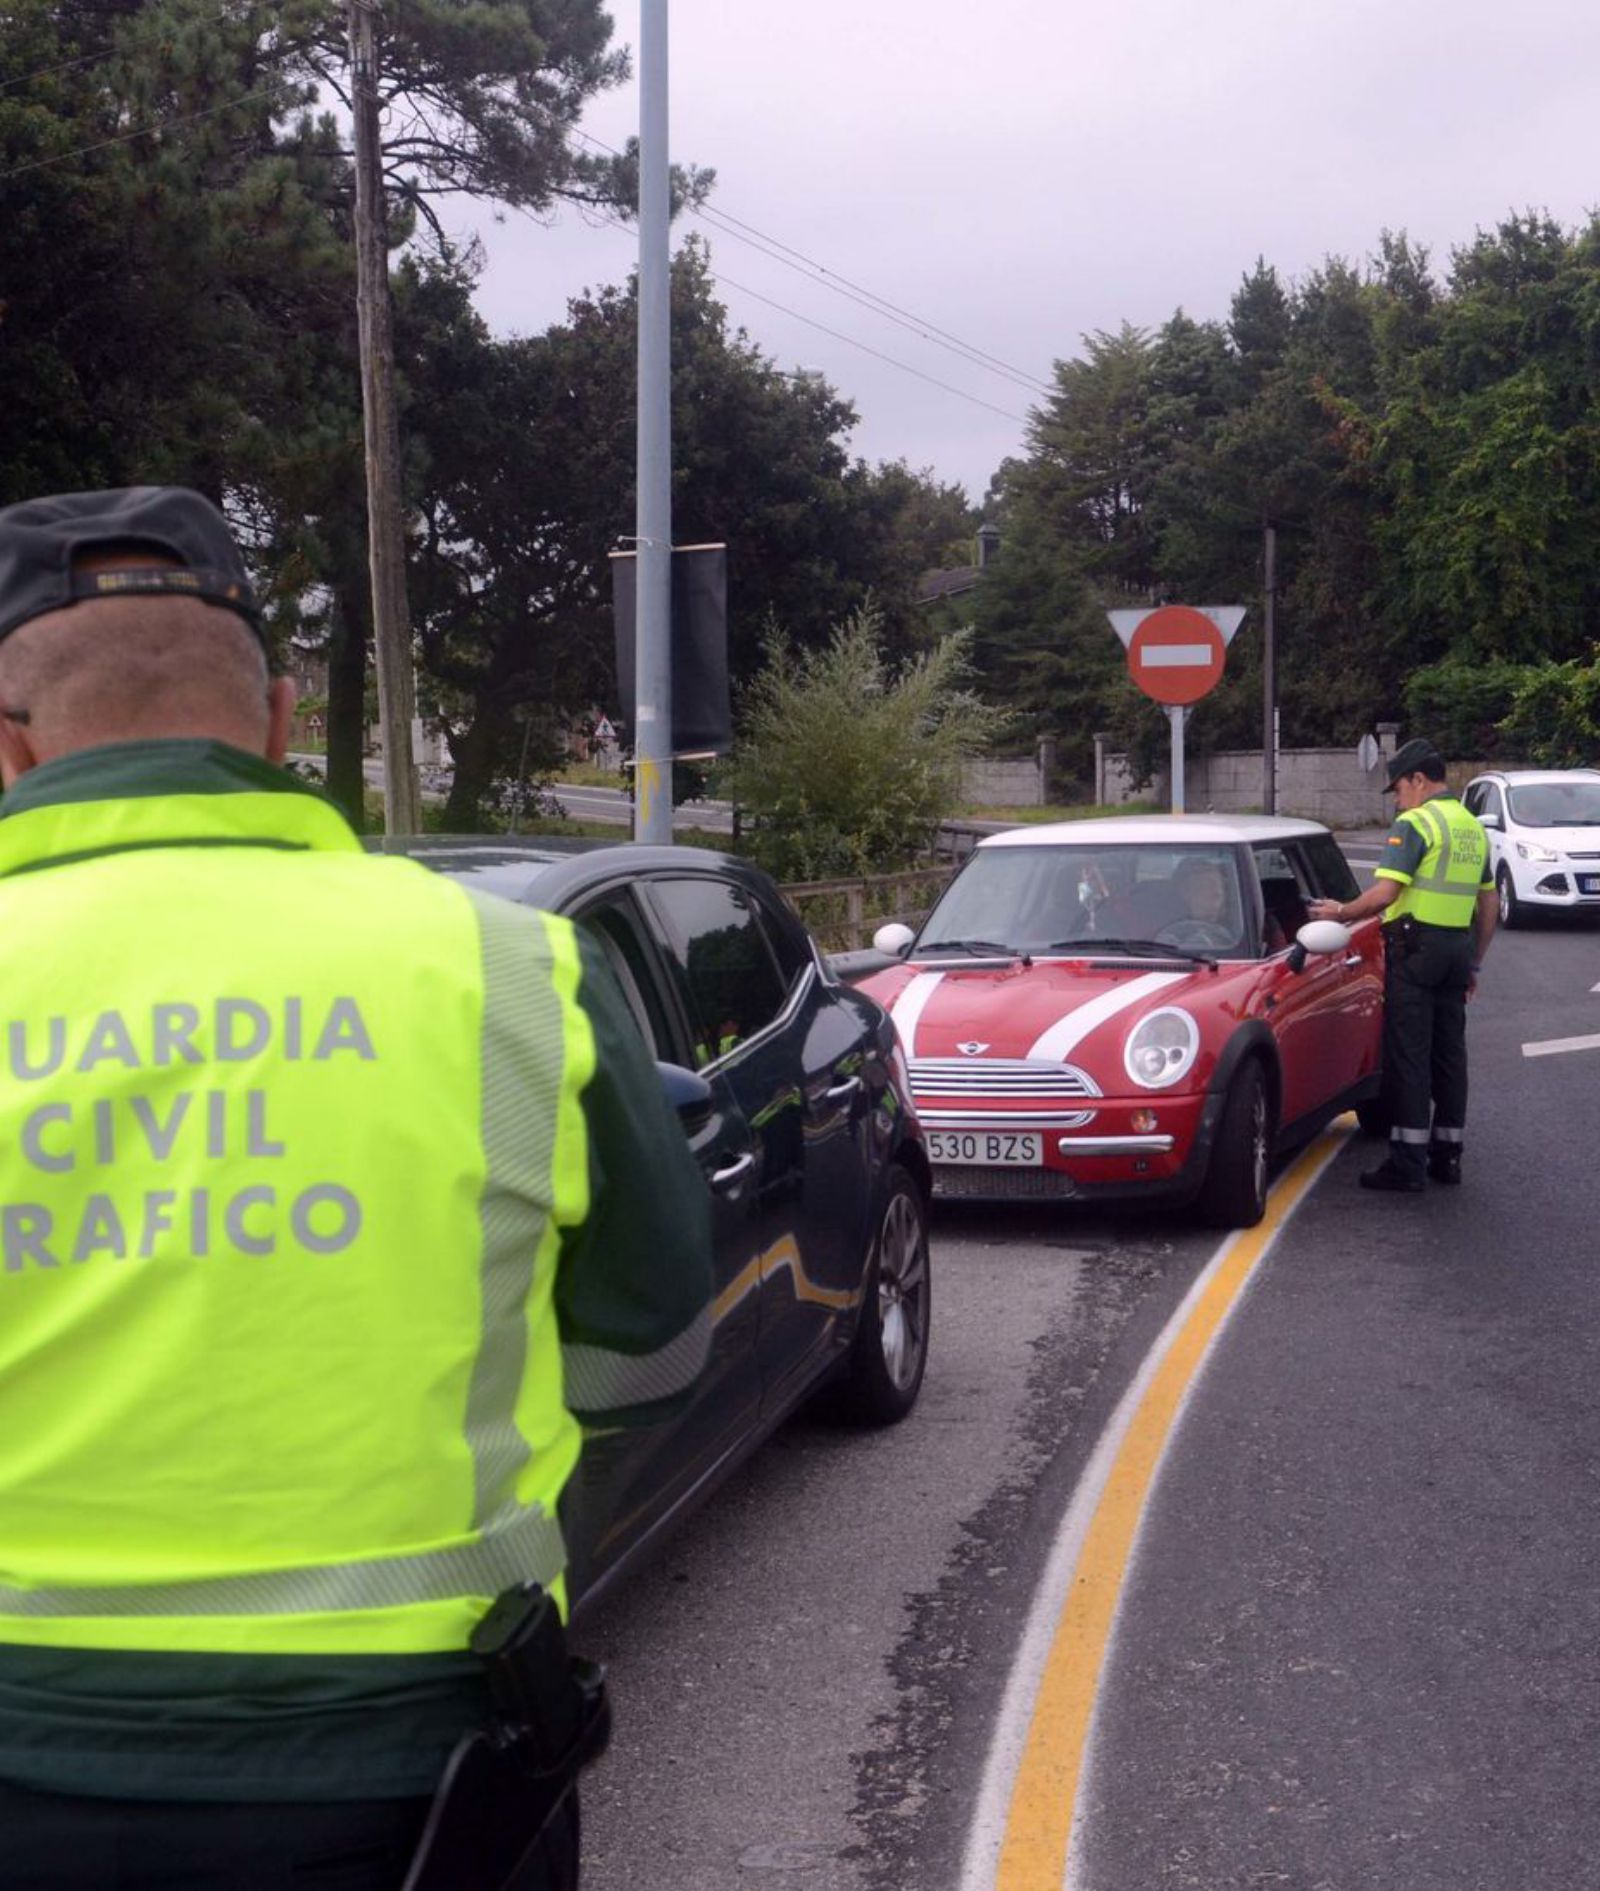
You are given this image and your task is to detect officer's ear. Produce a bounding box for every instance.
[0,701,39,788]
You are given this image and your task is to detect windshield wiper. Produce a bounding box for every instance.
[1045,935,1217,968]
[916,938,1030,963]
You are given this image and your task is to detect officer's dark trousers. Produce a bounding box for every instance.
[0,1777,580,1890]
[1382,921,1473,1179]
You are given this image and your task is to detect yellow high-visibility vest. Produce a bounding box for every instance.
[0,756,594,1656]
[1384,795,1488,929]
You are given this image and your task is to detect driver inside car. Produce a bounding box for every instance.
[1157,856,1241,950]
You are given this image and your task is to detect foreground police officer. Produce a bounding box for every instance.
[0,488,713,1889]
[1309,737,1497,1192]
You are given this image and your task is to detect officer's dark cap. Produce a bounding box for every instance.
[1383,737,1448,790]
[0,486,264,650]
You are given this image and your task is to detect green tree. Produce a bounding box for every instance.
[721,608,1004,881]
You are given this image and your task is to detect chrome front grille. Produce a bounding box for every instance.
[909,1057,1101,1101]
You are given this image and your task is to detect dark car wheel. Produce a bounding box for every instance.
[1497,865,1526,929]
[832,1165,930,1426]
[1195,1060,1271,1229]
[1355,1097,1389,1137]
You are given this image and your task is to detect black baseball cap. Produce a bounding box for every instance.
[1383,736,1447,790]
[0,486,264,649]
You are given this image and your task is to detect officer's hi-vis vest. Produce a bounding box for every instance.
[0,745,594,1656]
[1385,794,1488,929]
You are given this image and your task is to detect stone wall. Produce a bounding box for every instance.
[962,756,1045,807]
[1096,727,1405,827]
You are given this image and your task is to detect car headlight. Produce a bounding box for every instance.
[1516,839,1560,863]
[1124,1007,1200,1089]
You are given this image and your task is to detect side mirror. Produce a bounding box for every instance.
[1287,918,1351,973]
[658,1060,713,1130]
[1480,812,1501,830]
[873,922,916,957]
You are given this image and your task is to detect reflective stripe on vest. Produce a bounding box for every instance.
[0,802,593,1655]
[1386,797,1487,928]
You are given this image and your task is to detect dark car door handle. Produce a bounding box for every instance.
[710,1152,756,1192]
[823,1076,862,1104]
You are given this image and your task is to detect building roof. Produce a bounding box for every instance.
[917,564,979,604]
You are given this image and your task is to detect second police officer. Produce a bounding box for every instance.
[1308,737,1497,1193]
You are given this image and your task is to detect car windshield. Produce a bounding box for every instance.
[1506,781,1600,827]
[916,842,1251,958]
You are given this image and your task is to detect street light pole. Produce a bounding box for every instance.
[633,0,673,844]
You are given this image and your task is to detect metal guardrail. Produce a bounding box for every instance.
[780,863,957,953]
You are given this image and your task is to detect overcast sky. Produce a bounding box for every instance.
[462,0,1600,504]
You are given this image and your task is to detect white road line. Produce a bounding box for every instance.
[1522,1032,1600,1059]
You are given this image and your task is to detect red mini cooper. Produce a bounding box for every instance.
[859,816,1384,1227]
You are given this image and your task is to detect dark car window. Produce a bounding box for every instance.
[1251,843,1314,952]
[647,878,790,1067]
[574,894,681,1062]
[1463,783,1485,816]
[1300,833,1360,903]
[1480,783,1507,824]
[751,889,815,991]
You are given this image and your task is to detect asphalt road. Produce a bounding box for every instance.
[1077,911,1600,1889]
[573,909,1600,1891]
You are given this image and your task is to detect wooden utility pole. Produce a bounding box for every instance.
[347,0,421,836]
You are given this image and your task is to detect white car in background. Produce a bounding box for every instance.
[1462,769,1600,927]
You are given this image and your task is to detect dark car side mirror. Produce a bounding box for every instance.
[658,1060,713,1132]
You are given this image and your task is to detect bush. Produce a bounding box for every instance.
[1401,658,1535,758]
[721,606,1006,882]
[1497,654,1600,767]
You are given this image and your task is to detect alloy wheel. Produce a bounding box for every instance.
[876,1190,928,1393]
[1249,1085,1270,1210]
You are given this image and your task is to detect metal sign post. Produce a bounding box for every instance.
[1168,705,1187,815]
[1107,605,1247,816]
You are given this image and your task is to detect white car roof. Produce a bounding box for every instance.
[1471,768,1600,786]
[979,813,1330,850]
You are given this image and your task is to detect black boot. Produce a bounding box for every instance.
[1427,1146,1462,1185]
[1360,1160,1426,1194]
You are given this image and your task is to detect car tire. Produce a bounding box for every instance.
[1195,1060,1272,1229]
[831,1164,931,1426]
[1355,1097,1390,1138]
[1497,865,1526,929]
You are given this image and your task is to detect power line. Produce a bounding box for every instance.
[693,204,1053,400]
[536,111,1054,407]
[0,4,242,97]
[533,203,1030,428]
[694,203,1056,399]
[0,86,275,184]
[713,271,1031,424]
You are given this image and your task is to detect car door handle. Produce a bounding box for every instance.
[1342,954,1363,967]
[823,1076,862,1104]
[710,1152,755,1192]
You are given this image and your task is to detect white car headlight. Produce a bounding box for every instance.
[1124,1007,1200,1090]
[1515,839,1560,863]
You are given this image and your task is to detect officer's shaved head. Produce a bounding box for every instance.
[0,552,275,762]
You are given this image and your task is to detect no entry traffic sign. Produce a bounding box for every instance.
[1125,605,1225,706]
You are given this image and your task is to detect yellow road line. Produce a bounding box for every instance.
[986,1121,1352,1891]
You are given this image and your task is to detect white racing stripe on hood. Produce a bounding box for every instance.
[1025,972,1188,1063]
[888,971,946,1058]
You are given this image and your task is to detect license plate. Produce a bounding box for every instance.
[1582,876,1600,894]
[928,1129,1042,1166]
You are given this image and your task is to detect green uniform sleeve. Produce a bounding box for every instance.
[1374,813,1428,884]
[555,933,713,1427]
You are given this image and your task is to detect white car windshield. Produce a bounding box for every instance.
[1506,781,1600,828]
[916,844,1250,958]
